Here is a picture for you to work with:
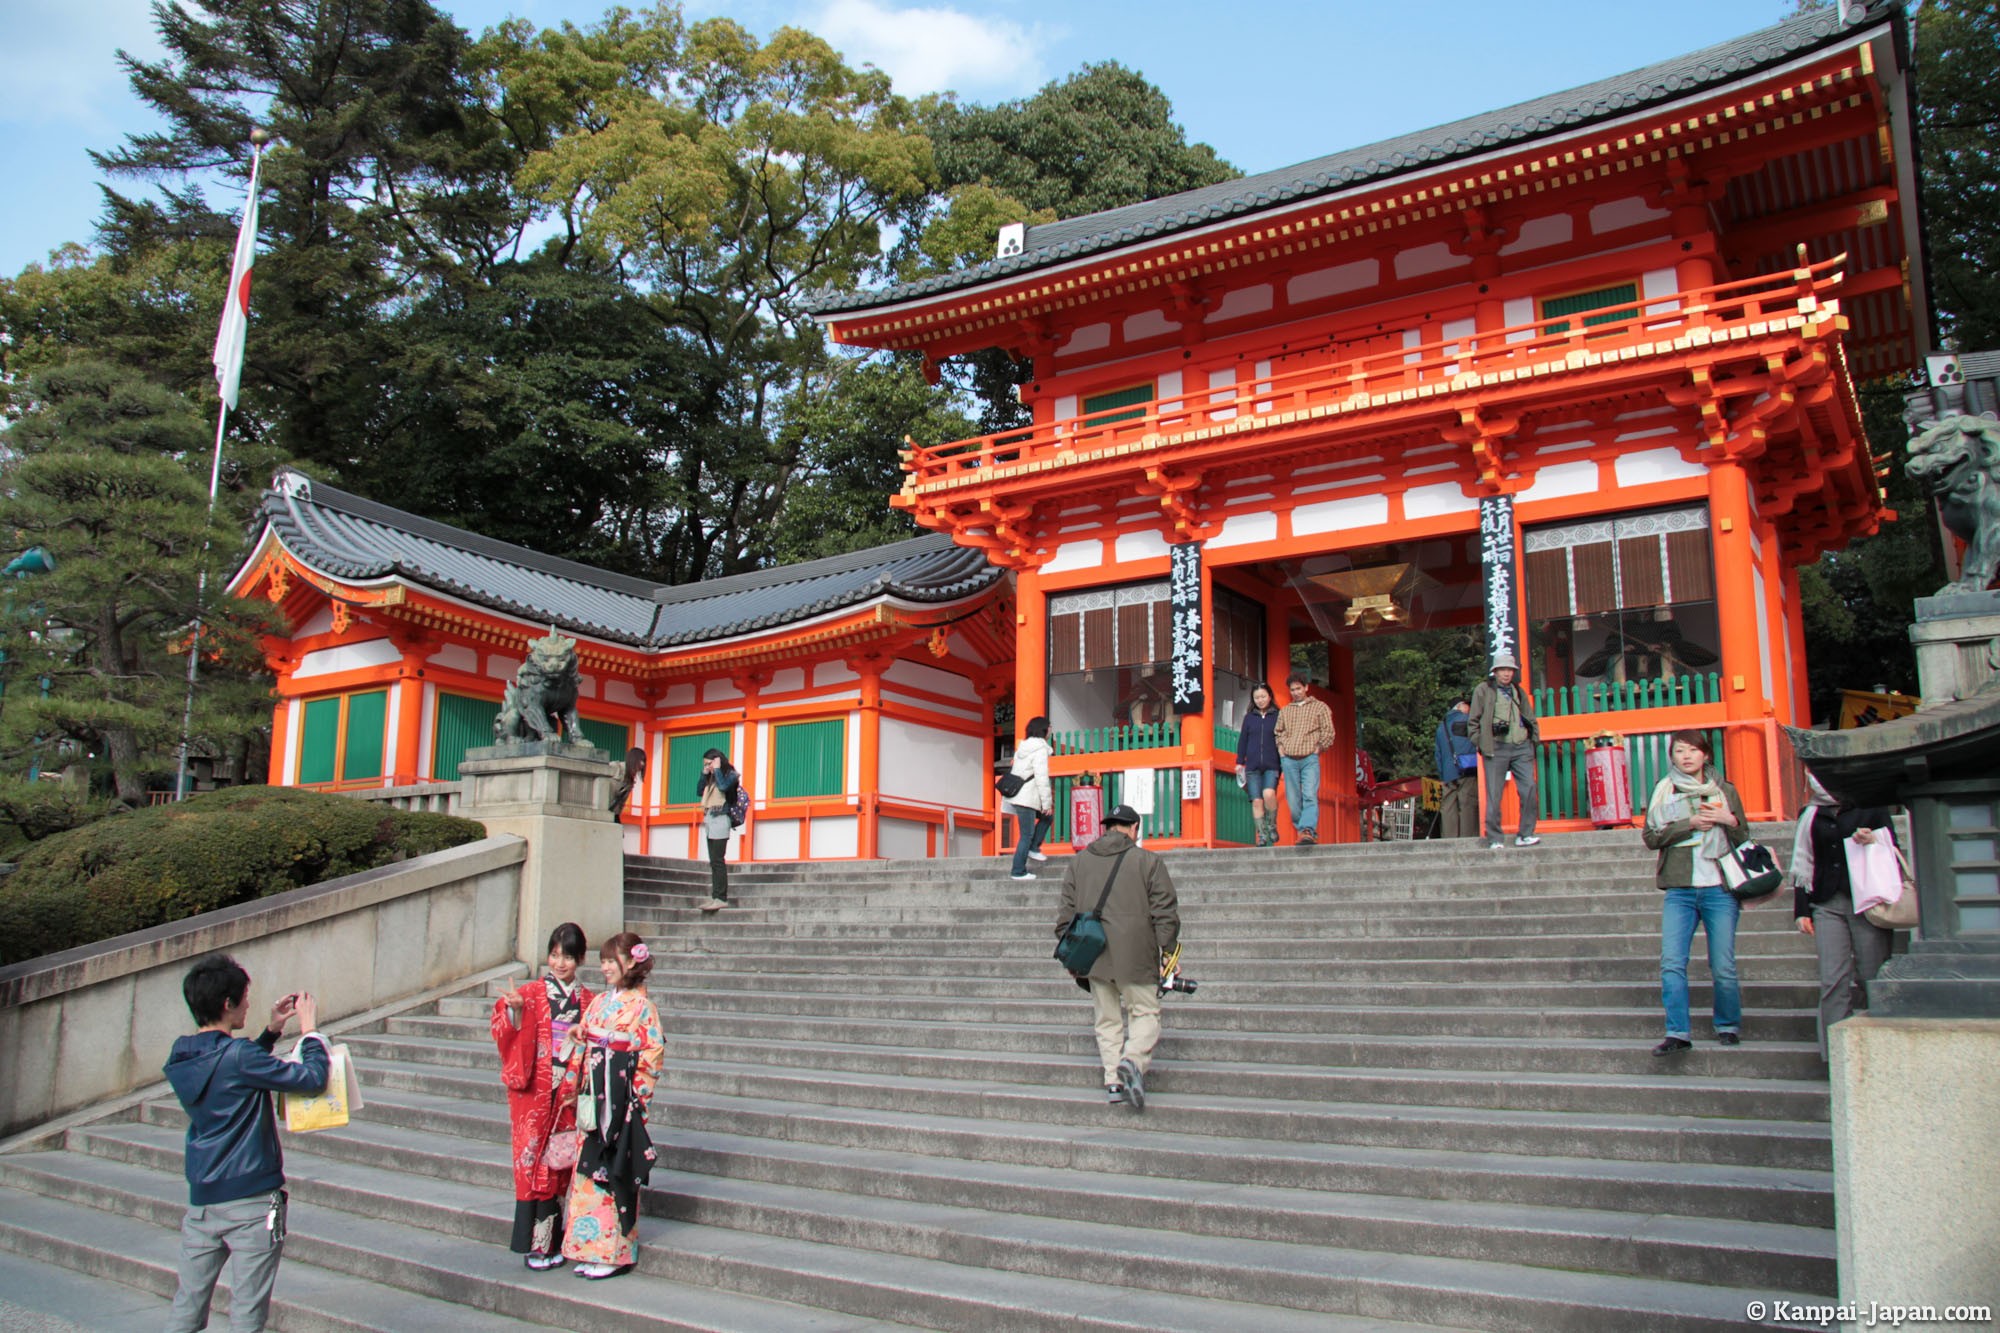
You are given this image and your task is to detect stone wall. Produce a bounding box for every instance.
[0,835,525,1138]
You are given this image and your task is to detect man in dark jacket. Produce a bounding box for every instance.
[1467,652,1542,849]
[1055,804,1180,1112]
[164,955,330,1333]
[1432,695,1479,838]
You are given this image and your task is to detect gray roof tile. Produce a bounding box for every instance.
[244,472,1001,650]
[808,4,1884,318]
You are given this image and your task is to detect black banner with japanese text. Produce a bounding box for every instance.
[1479,495,1520,668]
[1169,541,1205,715]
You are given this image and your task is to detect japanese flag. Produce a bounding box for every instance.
[212,150,263,411]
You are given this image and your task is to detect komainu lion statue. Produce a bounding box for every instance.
[494,630,584,743]
[1906,413,2000,595]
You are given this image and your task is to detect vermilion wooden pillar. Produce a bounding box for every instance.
[393,671,423,785]
[1014,565,1047,727]
[1707,459,1771,811]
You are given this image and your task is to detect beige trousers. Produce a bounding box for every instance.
[1089,978,1162,1084]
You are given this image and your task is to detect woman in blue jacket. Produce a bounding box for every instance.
[1234,684,1283,846]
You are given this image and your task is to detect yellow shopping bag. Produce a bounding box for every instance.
[279,1041,362,1133]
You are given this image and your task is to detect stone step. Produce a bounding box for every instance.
[0,1246,174,1333]
[460,972,1823,1011]
[22,1130,1443,1333]
[0,1182,550,1332]
[435,992,1823,1040]
[391,1002,1826,1059]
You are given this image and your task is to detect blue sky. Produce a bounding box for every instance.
[0,0,1801,276]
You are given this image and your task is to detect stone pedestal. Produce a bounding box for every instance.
[1831,1017,2000,1326]
[1910,589,2000,705]
[458,742,624,967]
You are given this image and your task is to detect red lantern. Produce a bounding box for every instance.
[1585,734,1632,827]
[1070,779,1103,846]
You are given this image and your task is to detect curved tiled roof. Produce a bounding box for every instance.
[240,471,1002,650]
[807,4,1885,319]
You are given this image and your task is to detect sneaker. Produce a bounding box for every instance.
[524,1252,565,1272]
[1011,872,1036,881]
[1652,1037,1693,1057]
[700,898,725,913]
[1514,835,1542,847]
[1105,1083,1126,1105]
[1297,829,1317,846]
[1028,850,1047,862]
[1116,1057,1145,1113]
[1716,1032,1741,1046]
[1488,841,1506,851]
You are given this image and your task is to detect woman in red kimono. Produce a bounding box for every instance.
[491,922,593,1269]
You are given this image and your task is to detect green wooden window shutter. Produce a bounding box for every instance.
[1541,282,1638,334]
[1082,383,1153,426]
[340,690,388,782]
[667,730,732,804]
[578,717,628,757]
[432,692,500,782]
[772,719,845,799]
[298,698,340,785]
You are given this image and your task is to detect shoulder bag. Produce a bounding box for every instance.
[1859,838,1920,930]
[1717,841,1784,902]
[1054,849,1130,977]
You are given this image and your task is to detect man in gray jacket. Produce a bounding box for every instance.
[1467,652,1542,850]
[1055,804,1180,1111]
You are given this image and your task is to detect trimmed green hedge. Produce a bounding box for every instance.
[0,786,487,965]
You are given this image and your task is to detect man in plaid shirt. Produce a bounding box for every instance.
[1273,674,1336,845]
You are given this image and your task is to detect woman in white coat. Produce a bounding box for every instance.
[1009,716,1054,880]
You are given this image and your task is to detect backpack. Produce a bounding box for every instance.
[727,778,749,829]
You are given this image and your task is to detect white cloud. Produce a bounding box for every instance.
[809,0,1049,97]
[0,0,163,129]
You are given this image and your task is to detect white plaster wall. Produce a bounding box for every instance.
[1615,447,1706,487]
[1519,460,1599,503]
[1394,242,1469,281]
[1124,309,1180,342]
[1057,323,1110,356]
[575,674,597,700]
[1208,511,1279,549]
[1157,369,1183,414]
[884,659,977,701]
[1115,529,1170,562]
[664,683,697,708]
[1054,394,1078,425]
[704,678,743,703]
[952,827,985,858]
[1754,545,1775,705]
[428,643,476,673]
[1045,541,1105,573]
[754,818,800,860]
[602,679,642,708]
[1207,368,1238,421]
[811,815,859,859]
[1504,297,1536,343]
[815,661,859,688]
[846,711,861,793]
[1440,316,1476,373]
[1590,196,1669,233]
[877,818,929,861]
[768,667,806,694]
[416,685,437,780]
[1287,259,1376,305]
[1294,493,1389,535]
[281,699,301,785]
[1642,267,1678,304]
[878,718,983,807]
[487,655,522,681]
[1499,213,1572,255]
[295,638,403,679]
[297,607,336,637]
[1403,482,1479,520]
[1209,283,1272,322]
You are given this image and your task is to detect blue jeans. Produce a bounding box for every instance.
[1279,754,1320,835]
[1011,804,1051,876]
[1242,768,1280,801]
[1660,887,1741,1039]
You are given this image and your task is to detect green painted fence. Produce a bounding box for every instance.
[1215,770,1256,844]
[1533,672,1720,718]
[1047,770,1183,844]
[1050,719,1180,756]
[1536,728,1727,821]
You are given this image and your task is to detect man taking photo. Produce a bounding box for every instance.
[163,955,330,1333]
[1055,803,1180,1112]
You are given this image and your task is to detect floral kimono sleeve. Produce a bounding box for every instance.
[631,995,666,1107]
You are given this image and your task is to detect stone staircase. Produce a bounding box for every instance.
[0,830,1833,1331]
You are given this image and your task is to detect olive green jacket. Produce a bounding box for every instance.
[1640,777,1750,889]
[1055,830,1180,985]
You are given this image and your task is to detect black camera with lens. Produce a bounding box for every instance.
[1159,969,1197,996]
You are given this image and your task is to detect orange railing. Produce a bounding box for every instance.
[901,257,1847,489]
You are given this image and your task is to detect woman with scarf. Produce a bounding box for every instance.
[1789,772,1897,1060]
[561,931,666,1280]
[491,922,593,1270]
[1642,730,1750,1056]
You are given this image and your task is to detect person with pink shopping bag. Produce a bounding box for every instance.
[1789,773,1898,1061]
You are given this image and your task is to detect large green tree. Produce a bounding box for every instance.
[0,362,278,816]
[1915,0,2000,351]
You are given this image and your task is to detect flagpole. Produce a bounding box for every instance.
[174,133,266,801]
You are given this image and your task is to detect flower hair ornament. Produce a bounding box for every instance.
[628,942,650,963]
